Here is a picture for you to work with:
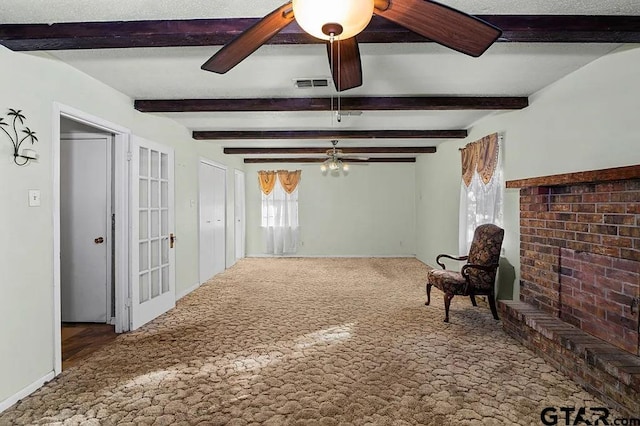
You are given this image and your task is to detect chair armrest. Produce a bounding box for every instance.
[461,263,499,294]
[436,254,469,269]
[461,263,497,278]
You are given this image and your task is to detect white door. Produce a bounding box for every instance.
[130,136,176,330]
[199,161,226,283]
[60,136,111,323]
[234,170,246,261]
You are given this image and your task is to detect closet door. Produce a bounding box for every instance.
[199,161,226,283]
[234,170,246,261]
[60,135,110,322]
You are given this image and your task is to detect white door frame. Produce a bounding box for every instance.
[198,158,227,282]
[52,103,131,375]
[234,169,246,262]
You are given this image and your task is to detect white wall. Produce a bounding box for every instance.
[3,40,639,410]
[244,163,417,257]
[415,45,640,301]
[415,143,460,264]
[0,46,243,406]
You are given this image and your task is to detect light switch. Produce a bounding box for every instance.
[28,189,41,207]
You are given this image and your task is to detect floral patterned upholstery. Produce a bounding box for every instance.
[427,269,467,295]
[425,224,504,322]
[466,224,504,292]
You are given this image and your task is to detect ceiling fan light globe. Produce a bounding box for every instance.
[320,163,328,172]
[342,163,349,172]
[292,0,374,40]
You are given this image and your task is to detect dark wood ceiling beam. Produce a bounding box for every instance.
[138,97,527,113]
[225,147,436,154]
[491,15,640,43]
[195,130,464,140]
[1,16,639,51]
[244,157,416,164]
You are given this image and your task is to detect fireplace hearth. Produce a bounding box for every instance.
[500,165,640,416]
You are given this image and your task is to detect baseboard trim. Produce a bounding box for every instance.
[176,282,200,300]
[0,371,56,413]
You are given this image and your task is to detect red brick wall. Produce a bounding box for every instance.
[559,248,638,354]
[519,179,640,354]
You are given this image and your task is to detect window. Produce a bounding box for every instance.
[258,170,301,255]
[459,134,504,255]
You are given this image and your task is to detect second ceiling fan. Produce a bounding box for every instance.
[201,0,502,92]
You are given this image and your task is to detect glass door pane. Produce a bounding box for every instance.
[138,147,173,304]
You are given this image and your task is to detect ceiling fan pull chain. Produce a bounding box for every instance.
[329,33,336,125]
[337,36,341,118]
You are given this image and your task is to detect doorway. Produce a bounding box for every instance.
[53,105,131,375]
[199,160,227,284]
[59,120,116,370]
[53,106,178,374]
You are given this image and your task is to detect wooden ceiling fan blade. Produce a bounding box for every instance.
[202,2,295,73]
[325,37,363,92]
[375,0,501,57]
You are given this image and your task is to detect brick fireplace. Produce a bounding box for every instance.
[499,165,640,416]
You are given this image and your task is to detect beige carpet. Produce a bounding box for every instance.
[1,258,608,425]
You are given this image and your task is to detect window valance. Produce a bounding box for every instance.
[258,170,302,195]
[460,133,499,186]
[257,170,277,195]
[277,170,302,194]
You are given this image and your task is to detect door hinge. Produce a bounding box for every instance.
[112,213,116,231]
[126,151,133,161]
[125,297,132,308]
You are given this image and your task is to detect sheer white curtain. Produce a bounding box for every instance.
[262,180,299,255]
[459,134,504,255]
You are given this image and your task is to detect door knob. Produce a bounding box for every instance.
[94,237,104,244]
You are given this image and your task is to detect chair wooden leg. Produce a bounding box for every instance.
[425,283,432,306]
[488,295,499,320]
[443,293,454,322]
[469,295,477,306]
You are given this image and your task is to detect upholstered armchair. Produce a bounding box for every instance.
[426,224,504,322]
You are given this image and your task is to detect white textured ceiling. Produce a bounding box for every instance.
[45,42,621,137]
[4,0,640,154]
[50,43,619,99]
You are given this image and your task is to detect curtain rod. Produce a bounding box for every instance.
[458,134,503,151]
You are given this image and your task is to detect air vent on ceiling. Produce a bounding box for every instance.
[294,78,330,88]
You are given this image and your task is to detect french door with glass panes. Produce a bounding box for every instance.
[130,136,175,330]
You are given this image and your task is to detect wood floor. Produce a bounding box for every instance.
[61,323,117,370]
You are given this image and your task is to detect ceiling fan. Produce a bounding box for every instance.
[201,0,502,92]
[320,140,369,172]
